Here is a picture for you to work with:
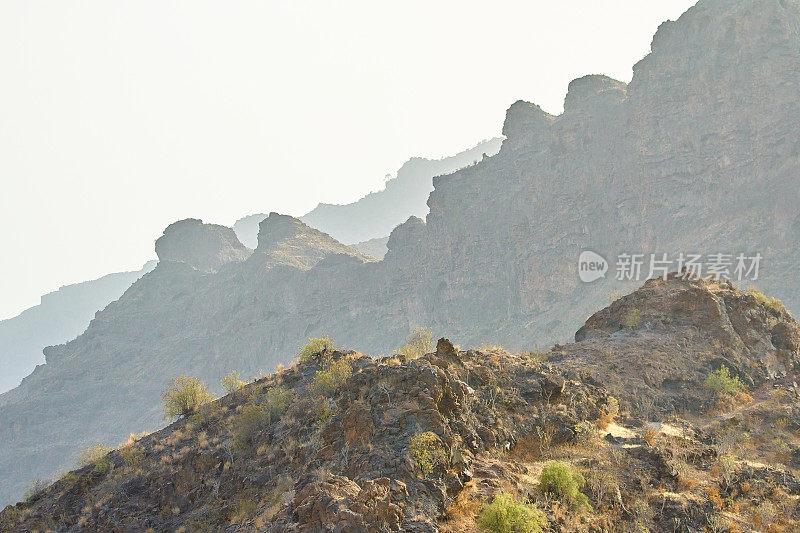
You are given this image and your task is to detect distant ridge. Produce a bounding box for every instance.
[233,138,503,248]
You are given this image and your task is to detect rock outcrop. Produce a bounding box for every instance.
[154,219,251,272]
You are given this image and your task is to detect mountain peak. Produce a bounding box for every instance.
[254,213,373,269]
[154,219,250,272]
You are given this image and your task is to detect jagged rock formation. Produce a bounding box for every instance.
[0,262,156,394]
[232,138,503,248]
[3,0,800,505]
[4,277,800,531]
[155,219,251,272]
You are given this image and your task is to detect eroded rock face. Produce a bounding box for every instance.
[155,219,251,272]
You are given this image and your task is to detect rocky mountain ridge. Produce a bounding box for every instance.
[4,276,800,531]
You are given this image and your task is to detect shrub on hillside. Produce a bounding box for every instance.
[78,443,113,474]
[231,404,265,451]
[309,357,352,396]
[476,492,548,533]
[297,335,335,364]
[22,479,49,502]
[394,327,434,360]
[620,308,642,329]
[263,386,294,422]
[539,461,590,509]
[162,375,215,419]
[705,365,746,398]
[409,431,447,478]
[221,371,247,394]
[748,289,787,314]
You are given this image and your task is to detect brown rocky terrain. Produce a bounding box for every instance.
[3,276,800,532]
[3,0,800,505]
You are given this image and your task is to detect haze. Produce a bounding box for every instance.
[0,0,696,320]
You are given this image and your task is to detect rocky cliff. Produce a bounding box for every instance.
[4,277,800,531]
[2,0,800,505]
[0,262,156,394]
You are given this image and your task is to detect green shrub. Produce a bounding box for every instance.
[748,290,786,314]
[297,335,335,364]
[477,492,548,533]
[409,431,447,478]
[220,371,247,394]
[620,308,642,329]
[161,375,215,419]
[704,365,746,398]
[231,404,265,451]
[394,327,434,360]
[539,461,590,509]
[58,472,79,492]
[262,386,294,423]
[309,357,352,396]
[78,443,112,467]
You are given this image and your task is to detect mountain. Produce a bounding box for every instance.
[3,0,800,504]
[0,262,156,394]
[4,276,800,531]
[350,236,389,259]
[232,138,503,249]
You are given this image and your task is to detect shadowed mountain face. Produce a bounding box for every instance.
[232,138,503,249]
[0,262,156,395]
[2,0,800,504]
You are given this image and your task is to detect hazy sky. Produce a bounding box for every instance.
[0,0,697,320]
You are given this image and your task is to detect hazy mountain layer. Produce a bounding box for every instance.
[2,0,800,504]
[232,138,503,248]
[0,262,156,394]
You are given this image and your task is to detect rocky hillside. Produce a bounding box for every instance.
[4,276,800,531]
[3,0,800,505]
[233,138,502,249]
[0,261,156,394]
[0,215,374,504]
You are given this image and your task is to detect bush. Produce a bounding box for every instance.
[262,386,294,423]
[162,375,215,419]
[477,492,547,533]
[620,308,642,329]
[22,479,49,502]
[539,461,590,509]
[221,371,247,394]
[409,431,447,478]
[748,290,786,314]
[78,443,112,467]
[705,365,746,398]
[231,404,265,451]
[394,327,434,360]
[309,357,352,396]
[297,335,335,364]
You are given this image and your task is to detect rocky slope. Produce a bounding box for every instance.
[3,0,800,505]
[4,276,800,532]
[0,261,156,394]
[233,138,503,249]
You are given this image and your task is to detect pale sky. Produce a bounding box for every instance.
[0,0,697,320]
